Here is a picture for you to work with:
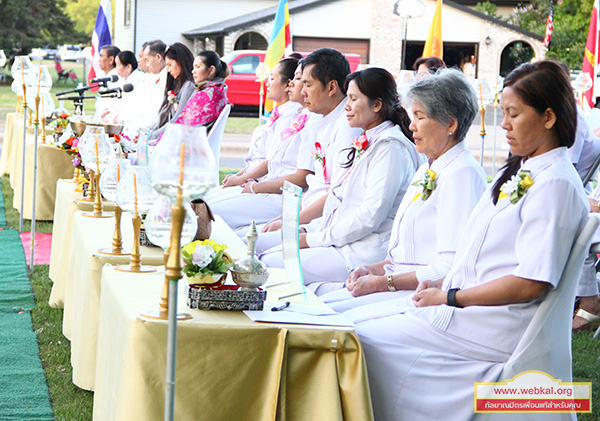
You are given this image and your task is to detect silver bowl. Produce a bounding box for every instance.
[70,121,124,137]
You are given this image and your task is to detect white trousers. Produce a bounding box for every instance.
[260,245,348,296]
[576,252,600,297]
[206,189,283,231]
[355,312,508,421]
[321,287,414,313]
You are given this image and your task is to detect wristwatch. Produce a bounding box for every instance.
[387,275,397,292]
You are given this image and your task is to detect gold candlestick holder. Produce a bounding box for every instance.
[141,198,190,320]
[479,105,486,138]
[82,172,112,218]
[40,115,46,143]
[98,205,131,255]
[16,95,22,115]
[27,107,32,127]
[33,95,40,127]
[115,211,157,273]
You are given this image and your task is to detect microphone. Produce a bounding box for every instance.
[56,84,101,96]
[98,83,134,97]
[90,74,119,84]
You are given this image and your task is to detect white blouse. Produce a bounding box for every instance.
[414,147,589,354]
[305,122,422,268]
[244,101,301,169]
[262,108,317,182]
[385,141,487,282]
[297,98,362,207]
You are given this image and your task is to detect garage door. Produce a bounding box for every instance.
[293,37,370,64]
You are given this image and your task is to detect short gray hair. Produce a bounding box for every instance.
[406,68,478,142]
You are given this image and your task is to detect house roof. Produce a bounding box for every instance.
[183,0,543,42]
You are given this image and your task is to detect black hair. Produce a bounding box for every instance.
[413,56,446,73]
[116,51,138,71]
[341,68,414,168]
[158,43,195,127]
[196,50,231,79]
[276,58,298,83]
[287,52,303,60]
[491,60,576,204]
[101,45,121,60]
[146,40,167,58]
[301,48,350,95]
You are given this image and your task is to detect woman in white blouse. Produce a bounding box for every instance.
[323,68,487,311]
[351,60,589,420]
[206,61,315,231]
[261,67,422,295]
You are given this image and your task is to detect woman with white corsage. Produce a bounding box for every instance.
[261,67,421,295]
[322,68,487,312]
[349,60,589,421]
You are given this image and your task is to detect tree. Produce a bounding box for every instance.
[64,0,98,39]
[0,0,84,56]
[503,0,594,69]
[475,1,499,19]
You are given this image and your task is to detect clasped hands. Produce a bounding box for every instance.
[346,267,446,307]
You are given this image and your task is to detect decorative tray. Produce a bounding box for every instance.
[185,284,266,311]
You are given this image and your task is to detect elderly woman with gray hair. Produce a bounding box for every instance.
[323,68,487,311]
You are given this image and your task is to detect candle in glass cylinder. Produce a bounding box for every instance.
[133,172,138,214]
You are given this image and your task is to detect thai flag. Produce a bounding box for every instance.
[542,1,554,47]
[88,0,112,90]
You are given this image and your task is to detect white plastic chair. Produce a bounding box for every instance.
[207,104,231,185]
[474,214,599,421]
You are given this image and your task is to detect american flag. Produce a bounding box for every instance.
[542,1,554,47]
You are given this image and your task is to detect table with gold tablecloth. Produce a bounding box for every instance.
[66,207,247,391]
[49,178,115,306]
[0,112,17,175]
[92,266,374,421]
[9,119,73,220]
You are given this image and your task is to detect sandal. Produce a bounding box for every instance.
[573,309,600,333]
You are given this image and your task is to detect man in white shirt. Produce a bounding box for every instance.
[127,40,168,131]
[97,45,121,118]
[256,48,361,252]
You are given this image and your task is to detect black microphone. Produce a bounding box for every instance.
[90,74,119,84]
[56,84,101,96]
[98,83,134,96]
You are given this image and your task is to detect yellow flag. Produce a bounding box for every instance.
[423,0,443,59]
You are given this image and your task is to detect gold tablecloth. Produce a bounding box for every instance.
[92,266,373,421]
[62,205,247,391]
[49,179,114,307]
[9,119,73,220]
[0,112,17,175]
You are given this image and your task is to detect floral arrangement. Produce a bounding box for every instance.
[182,239,234,280]
[352,133,369,158]
[412,169,437,202]
[499,170,534,204]
[48,113,70,132]
[56,135,87,177]
[111,133,135,154]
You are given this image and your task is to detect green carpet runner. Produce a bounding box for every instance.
[0,188,53,420]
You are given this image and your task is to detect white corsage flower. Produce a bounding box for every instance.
[191,244,216,268]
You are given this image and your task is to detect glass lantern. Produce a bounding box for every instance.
[149,124,216,201]
[79,126,115,174]
[25,65,53,94]
[99,158,131,202]
[145,194,197,250]
[0,50,7,68]
[11,56,32,82]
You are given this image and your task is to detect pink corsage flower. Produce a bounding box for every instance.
[268,107,280,128]
[352,133,369,158]
[281,113,308,141]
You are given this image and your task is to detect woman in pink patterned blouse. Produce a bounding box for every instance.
[174,50,230,127]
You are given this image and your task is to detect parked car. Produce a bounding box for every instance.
[222,50,361,109]
[58,45,82,61]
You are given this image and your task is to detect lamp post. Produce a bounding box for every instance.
[394,0,425,71]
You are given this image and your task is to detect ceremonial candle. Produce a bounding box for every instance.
[117,162,120,182]
[41,95,44,117]
[37,67,42,96]
[95,138,100,173]
[479,83,483,106]
[179,143,185,186]
[133,172,138,214]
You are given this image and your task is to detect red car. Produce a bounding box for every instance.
[222,50,361,110]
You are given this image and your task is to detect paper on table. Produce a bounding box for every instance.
[244,309,354,327]
[263,301,337,316]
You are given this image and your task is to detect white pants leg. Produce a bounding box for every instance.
[203,185,243,205]
[208,193,283,231]
[321,288,415,313]
[260,245,348,296]
[576,252,600,297]
[255,230,282,254]
[356,313,508,421]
